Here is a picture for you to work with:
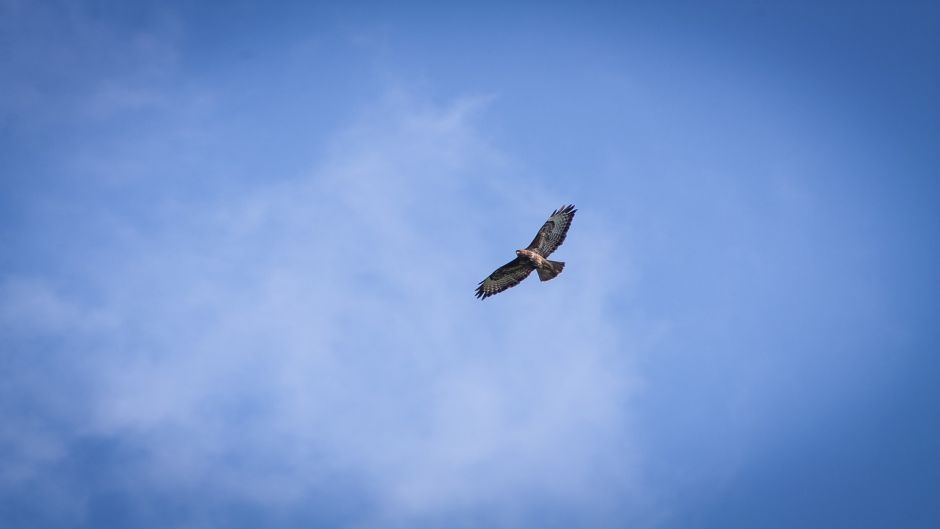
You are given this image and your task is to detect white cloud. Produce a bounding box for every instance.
[1,95,645,526]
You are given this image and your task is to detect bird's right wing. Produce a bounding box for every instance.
[475,256,535,299]
[526,204,577,257]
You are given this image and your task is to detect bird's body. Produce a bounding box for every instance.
[515,249,565,281]
[515,248,545,266]
[475,205,576,299]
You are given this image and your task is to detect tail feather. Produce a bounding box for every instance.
[537,260,565,281]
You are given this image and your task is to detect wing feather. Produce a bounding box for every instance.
[475,256,535,299]
[526,204,577,257]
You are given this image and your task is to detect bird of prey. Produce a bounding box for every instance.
[475,204,577,299]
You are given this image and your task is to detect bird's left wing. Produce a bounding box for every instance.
[526,204,577,257]
[475,256,535,299]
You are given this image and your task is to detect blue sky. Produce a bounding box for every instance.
[2,1,938,528]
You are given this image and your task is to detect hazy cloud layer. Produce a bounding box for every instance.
[3,2,938,528]
[2,95,643,527]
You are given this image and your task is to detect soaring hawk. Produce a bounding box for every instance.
[475,204,577,299]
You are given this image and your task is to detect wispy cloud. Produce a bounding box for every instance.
[8,2,931,527]
[1,93,644,526]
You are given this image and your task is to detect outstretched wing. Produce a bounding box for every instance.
[526,204,577,257]
[475,256,535,299]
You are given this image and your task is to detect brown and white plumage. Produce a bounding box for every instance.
[475,204,577,299]
[474,256,534,299]
[526,204,577,257]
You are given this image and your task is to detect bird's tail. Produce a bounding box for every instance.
[537,260,565,281]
